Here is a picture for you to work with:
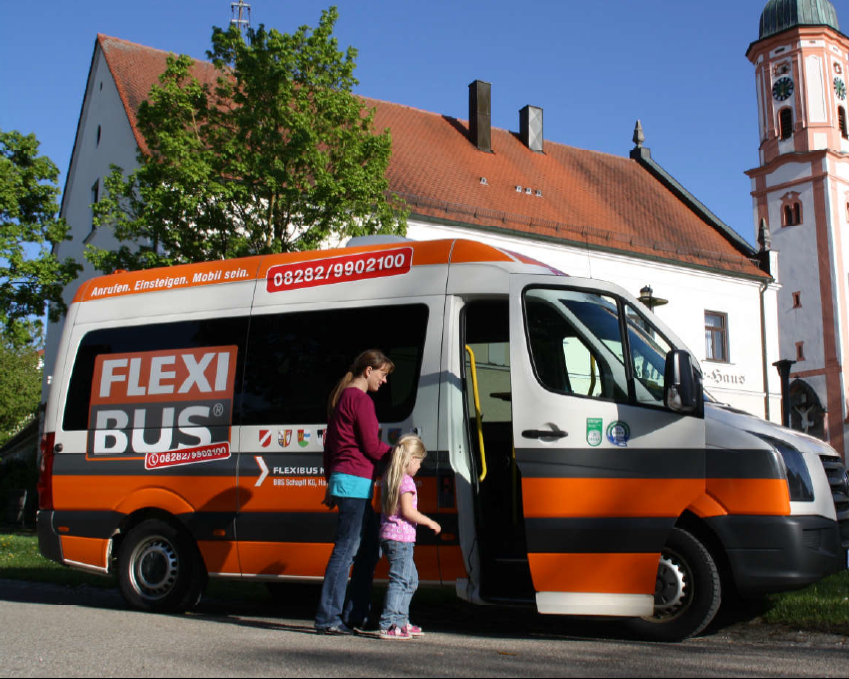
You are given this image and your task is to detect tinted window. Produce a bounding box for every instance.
[63,317,250,431]
[241,304,429,424]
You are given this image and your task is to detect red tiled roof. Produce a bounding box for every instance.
[97,34,765,278]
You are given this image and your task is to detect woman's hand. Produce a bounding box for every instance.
[321,487,336,510]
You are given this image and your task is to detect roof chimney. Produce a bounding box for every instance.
[469,80,492,153]
[520,105,543,152]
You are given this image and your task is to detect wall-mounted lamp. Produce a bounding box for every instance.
[637,285,668,310]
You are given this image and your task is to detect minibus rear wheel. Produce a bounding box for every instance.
[117,519,204,613]
[626,527,721,642]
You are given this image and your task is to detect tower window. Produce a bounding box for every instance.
[839,107,848,139]
[779,108,794,140]
[792,292,802,308]
[796,341,805,362]
[783,201,802,226]
[96,125,102,147]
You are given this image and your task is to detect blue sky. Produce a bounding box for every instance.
[2,0,781,246]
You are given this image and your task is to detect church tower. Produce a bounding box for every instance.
[746,0,849,457]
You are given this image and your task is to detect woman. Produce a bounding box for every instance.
[314,349,395,635]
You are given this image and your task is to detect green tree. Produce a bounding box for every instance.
[0,337,42,447]
[0,130,81,346]
[87,6,406,273]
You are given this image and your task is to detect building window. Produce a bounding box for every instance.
[840,108,849,139]
[96,125,102,147]
[783,201,802,226]
[779,108,794,140]
[796,341,805,361]
[705,311,729,363]
[792,291,802,308]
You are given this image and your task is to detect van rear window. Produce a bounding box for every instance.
[62,317,250,432]
[240,304,429,424]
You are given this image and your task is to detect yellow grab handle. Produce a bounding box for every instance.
[465,345,487,482]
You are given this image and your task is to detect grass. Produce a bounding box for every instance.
[763,569,849,635]
[1,531,847,635]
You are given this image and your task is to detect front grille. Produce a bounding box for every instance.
[819,454,849,549]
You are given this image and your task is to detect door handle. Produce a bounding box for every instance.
[522,430,568,440]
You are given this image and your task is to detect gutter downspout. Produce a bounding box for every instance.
[760,281,771,422]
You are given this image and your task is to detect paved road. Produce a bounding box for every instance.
[0,579,847,677]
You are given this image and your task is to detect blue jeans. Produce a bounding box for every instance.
[315,497,381,630]
[379,539,418,630]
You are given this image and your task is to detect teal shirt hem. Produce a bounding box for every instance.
[329,472,373,500]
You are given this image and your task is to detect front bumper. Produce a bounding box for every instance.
[705,514,845,594]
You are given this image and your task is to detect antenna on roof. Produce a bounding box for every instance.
[230,0,251,35]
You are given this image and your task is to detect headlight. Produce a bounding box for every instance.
[753,434,814,502]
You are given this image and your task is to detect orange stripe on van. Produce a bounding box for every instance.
[74,257,265,303]
[237,542,333,578]
[521,478,704,518]
[74,241,474,305]
[53,475,236,513]
[450,239,514,263]
[528,553,659,594]
[706,478,790,516]
[436,545,468,583]
[198,540,241,574]
[60,536,109,570]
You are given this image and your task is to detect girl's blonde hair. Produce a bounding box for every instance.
[382,434,426,516]
[327,349,395,421]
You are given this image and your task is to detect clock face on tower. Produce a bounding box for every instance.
[835,77,846,101]
[773,76,795,102]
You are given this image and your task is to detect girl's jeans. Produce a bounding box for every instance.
[379,539,418,630]
[315,497,381,630]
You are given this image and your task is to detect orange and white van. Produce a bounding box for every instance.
[37,237,848,641]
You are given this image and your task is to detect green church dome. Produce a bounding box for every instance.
[759,0,840,39]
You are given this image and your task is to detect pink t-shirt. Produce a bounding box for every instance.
[379,474,418,543]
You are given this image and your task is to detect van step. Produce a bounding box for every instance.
[484,595,536,606]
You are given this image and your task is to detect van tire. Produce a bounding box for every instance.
[626,528,721,642]
[117,519,204,613]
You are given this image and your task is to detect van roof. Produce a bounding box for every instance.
[73,238,561,304]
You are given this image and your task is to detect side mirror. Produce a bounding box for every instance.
[664,350,702,415]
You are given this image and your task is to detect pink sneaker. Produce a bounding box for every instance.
[379,625,412,640]
[402,624,424,637]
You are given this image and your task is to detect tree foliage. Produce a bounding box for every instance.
[0,337,42,447]
[87,6,406,273]
[0,129,81,346]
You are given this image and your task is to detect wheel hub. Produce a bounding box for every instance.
[130,537,179,600]
[651,553,689,619]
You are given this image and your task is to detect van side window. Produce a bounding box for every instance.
[524,288,673,408]
[241,304,429,424]
[62,316,250,431]
[524,288,628,403]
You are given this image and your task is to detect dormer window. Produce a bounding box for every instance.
[779,108,793,140]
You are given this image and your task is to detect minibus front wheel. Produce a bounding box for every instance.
[117,518,204,613]
[626,528,722,642]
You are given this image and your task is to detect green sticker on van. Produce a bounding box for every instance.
[586,418,603,447]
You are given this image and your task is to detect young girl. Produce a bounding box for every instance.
[378,435,441,640]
